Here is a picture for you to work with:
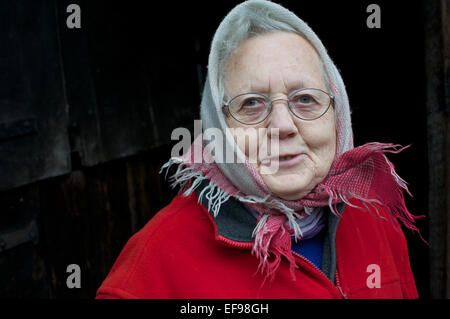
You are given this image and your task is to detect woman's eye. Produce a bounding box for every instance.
[243,99,261,107]
[240,98,266,111]
[295,95,315,104]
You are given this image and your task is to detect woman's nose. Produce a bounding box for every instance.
[267,99,298,139]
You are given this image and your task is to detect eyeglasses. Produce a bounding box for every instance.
[223,88,334,125]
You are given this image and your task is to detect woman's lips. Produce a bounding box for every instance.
[260,153,308,169]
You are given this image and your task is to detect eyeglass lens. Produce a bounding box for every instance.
[228,89,331,124]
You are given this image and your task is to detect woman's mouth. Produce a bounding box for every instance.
[279,155,295,161]
[260,153,308,169]
[277,154,305,168]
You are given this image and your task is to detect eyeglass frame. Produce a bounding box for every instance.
[222,88,335,125]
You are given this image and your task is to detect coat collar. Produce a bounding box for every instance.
[195,179,344,244]
[194,179,345,283]
[196,180,256,243]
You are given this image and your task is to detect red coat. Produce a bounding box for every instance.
[96,191,418,299]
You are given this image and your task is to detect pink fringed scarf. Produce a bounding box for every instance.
[163,136,425,284]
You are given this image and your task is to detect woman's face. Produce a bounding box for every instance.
[224,32,336,200]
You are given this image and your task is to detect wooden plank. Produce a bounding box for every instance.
[38,164,131,297]
[0,0,71,191]
[0,184,52,297]
[424,0,448,299]
[56,0,201,167]
[441,0,450,299]
[55,0,103,168]
[37,142,176,298]
[125,143,179,234]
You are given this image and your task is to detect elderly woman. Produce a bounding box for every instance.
[96,0,421,299]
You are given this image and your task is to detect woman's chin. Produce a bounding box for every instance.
[262,172,315,201]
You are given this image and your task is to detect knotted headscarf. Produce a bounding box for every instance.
[161,0,423,284]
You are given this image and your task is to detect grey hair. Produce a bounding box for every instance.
[216,4,331,101]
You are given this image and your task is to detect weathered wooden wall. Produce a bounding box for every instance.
[0,0,206,298]
[37,144,179,298]
[0,143,179,298]
[441,0,450,300]
[0,0,71,192]
[424,0,450,299]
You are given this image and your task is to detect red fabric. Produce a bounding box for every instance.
[95,192,419,299]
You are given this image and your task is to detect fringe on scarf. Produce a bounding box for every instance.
[251,215,299,286]
[160,157,303,239]
[160,157,229,217]
[316,143,427,244]
[160,143,427,287]
[160,156,304,286]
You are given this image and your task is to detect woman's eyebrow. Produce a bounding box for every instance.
[247,80,307,93]
[248,82,270,94]
[251,79,308,93]
[286,79,306,91]
[233,79,309,95]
